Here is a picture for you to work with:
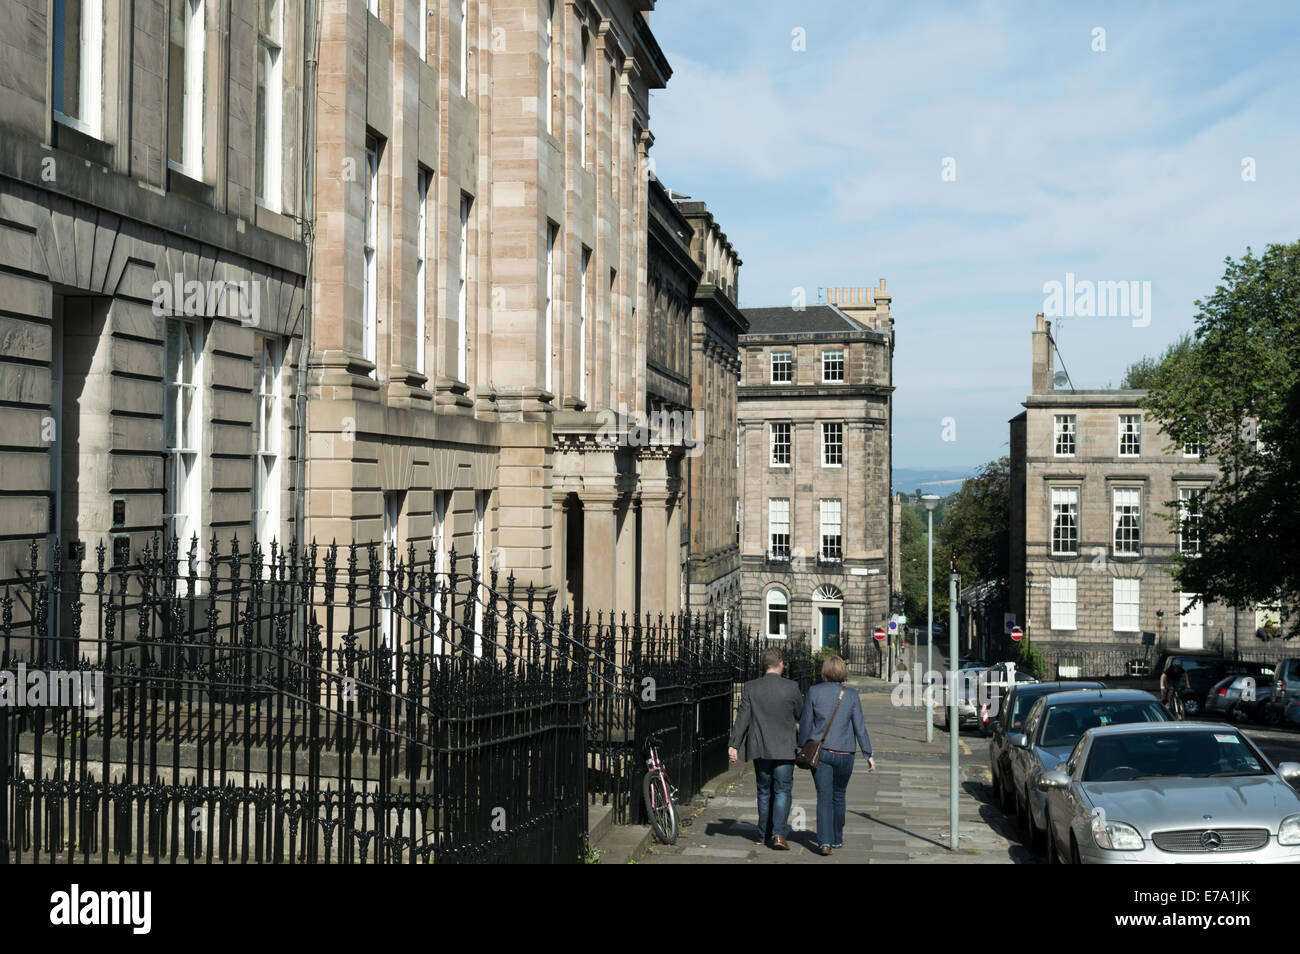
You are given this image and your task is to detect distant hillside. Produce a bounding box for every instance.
[892,467,979,497]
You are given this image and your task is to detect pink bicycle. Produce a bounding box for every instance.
[643,732,679,844]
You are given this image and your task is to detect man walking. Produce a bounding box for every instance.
[728,647,803,849]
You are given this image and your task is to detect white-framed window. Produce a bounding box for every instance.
[363,135,380,376]
[819,499,842,561]
[1256,603,1283,632]
[578,246,590,401]
[735,499,740,545]
[544,0,554,135]
[608,61,618,185]
[821,349,844,382]
[769,422,790,466]
[736,423,740,467]
[418,0,427,59]
[1054,414,1076,457]
[1179,487,1205,555]
[578,26,588,168]
[252,335,283,547]
[766,587,789,638]
[821,422,843,467]
[415,167,430,377]
[1183,435,1203,458]
[381,490,403,653]
[1050,577,1077,631]
[1113,578,1140,632]
[458,0,468,97]
[256,0,283,211]
[473,489,488,655]
[164,318,204,593]
[544,222,557,393]
[432,488,451,577]
[168,0,205,179]
[458,193,471,382]
[1113,487,1141,555]
[52,0,103,138]
[768,498,790,559]
[1050,487,1079,555]
[1118,414,1141,456]
[770,350,792,383]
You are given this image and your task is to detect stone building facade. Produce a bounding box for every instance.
[737,284,896,656]
[0,0,743,639]
[306,0,676,620]
[1009,314,1268,661]
[0,0,309,590]
[675,197,745,615]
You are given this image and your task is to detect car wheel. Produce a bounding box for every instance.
[1045,813,1062,864]
[1023,788,1043,851]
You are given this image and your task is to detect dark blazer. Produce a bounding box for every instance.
[797,682,871,756]
[729,672,804,761]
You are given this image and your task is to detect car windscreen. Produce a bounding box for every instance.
[1039,701,1167,748]
[1008,686,1095,729]
[1082,730,1271,782]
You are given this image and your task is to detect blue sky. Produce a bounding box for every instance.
[647,1,1300,468]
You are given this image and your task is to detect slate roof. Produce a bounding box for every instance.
[740,304,869,336]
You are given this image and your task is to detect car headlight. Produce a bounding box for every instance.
[1092,816,1144,851]
[1279,814,1300,846]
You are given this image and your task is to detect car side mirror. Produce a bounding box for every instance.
[1007,732,1029,749]
[1038,769,1069,791]
[1277,762,1300,782]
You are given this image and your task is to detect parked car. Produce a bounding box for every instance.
[988,681,1105,813]
[931,667,981,732]
[1007,689,1169,851]
[1204,662,1275,723]
[1154,651,1231,719]
[1264,658,1300,724]
[1038,722,1300,863]
[977,663,1038,737]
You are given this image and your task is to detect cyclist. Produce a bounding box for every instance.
[1161,660,1189,717]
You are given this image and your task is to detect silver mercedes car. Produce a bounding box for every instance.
[1037,722,1300,864]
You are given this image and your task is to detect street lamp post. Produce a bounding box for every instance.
[949,548,960,850]
[922,494,940,743]
[1025,569,1033,657]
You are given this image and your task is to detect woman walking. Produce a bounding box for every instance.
[797,654,874,855]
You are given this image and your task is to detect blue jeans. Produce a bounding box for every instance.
[812,750,855,847]
[754,759,795,842]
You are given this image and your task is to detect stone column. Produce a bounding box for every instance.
[665,488,683,617]
[616,496,639,620]
[582,493,619,618]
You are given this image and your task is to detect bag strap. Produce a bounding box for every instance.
[818,687,846,745]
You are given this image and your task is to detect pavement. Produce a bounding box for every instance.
[640,674,1039,864]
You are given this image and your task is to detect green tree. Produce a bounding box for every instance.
[938,457,1011,613]
[1141,242,1300,635]
[899,504,939,623]
[1120,333,1195,389]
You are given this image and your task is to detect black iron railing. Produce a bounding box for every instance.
[0,535,772,862]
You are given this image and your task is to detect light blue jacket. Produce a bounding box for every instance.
[797,682,871,756]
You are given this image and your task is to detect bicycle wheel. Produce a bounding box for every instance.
[643,770,678,845]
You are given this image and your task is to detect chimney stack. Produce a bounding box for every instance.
[1031,313,1054,394]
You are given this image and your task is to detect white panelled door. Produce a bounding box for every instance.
[1179,593,1204,649]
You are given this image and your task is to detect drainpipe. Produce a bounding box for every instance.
[293,0,319,638]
